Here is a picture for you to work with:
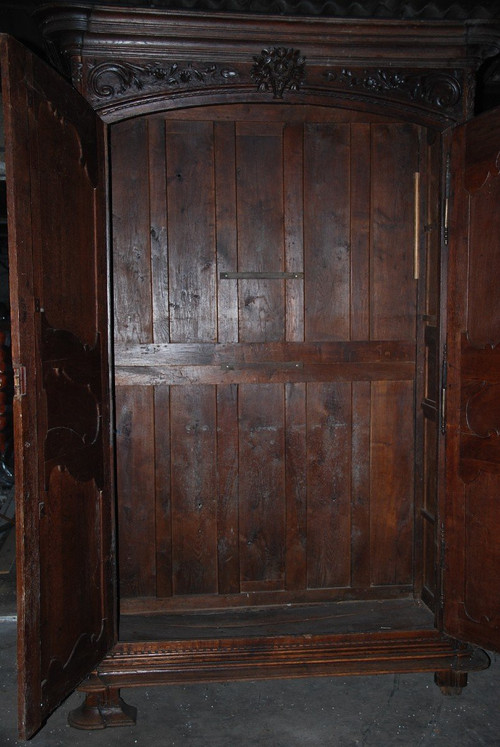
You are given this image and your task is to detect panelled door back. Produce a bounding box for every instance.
[113,106,421,608]
[444,106,500,652]
[0,35,114,739]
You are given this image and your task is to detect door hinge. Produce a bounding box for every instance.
[443,152,451,245]
[13,365,27,398]
[440,344,447,435]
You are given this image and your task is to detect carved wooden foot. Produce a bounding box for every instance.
[434,670,468,695]
[68,686,137,730]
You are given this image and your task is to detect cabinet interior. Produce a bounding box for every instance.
[111,103,443,642]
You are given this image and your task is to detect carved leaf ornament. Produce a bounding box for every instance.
[323,68,462,111]
[251,47,306,99]
[88,60,239,99]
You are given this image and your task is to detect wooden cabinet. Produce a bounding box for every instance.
[2,4,500,739]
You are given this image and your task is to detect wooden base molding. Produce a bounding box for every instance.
[69,631,489,729]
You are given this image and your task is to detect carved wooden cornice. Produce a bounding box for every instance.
[36,4,500,123]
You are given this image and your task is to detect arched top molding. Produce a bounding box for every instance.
[37,4,500,125]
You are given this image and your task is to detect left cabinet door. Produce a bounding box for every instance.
[0,35,116,739]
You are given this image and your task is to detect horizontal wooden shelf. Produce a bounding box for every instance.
[119,598,434,642]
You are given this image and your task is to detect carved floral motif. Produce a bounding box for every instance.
[251,47,306,99]
[323,68,462,111]
[87,60,239,99]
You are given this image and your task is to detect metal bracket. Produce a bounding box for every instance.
[13,364,27,398]
[220,271,303,280]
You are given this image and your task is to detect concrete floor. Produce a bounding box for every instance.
[1,587,500,747]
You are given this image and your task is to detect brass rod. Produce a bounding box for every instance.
[414,171,420,281]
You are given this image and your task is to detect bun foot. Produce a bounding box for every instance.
[68,687,137,730]
[434,670,468,695]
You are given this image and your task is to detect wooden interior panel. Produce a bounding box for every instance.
[166,121,217,343]
[170,385,218,595]
[111,106,424,612]
[115,386,156,598]
[370,380,415,586]
[238,383,286,591]
[306,382,352,589]
[370,124,419,340]
[304,124,350,341]
[236,123,285,343]
[111,119,152,344]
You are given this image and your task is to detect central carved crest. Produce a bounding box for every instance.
[251,47,306,99]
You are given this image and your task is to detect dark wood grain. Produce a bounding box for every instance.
[216,384,240,594]
[154,386,172,598]
[112,119,152,344]
[285,382,307,590]
[115,386,156,598]
[170,385,218,595]
[239,384,286,591]
[166,120,217,344]
[304,123,350,341]
[370,381,414,586]
[1,35,115,738]
[371,124,419,340]
[236,122,285,343]
[307,383,352,589]
[7,3,500,735]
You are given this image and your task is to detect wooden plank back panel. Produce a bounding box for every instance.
[115,385,156,598]
[236,122,285,343]
[304,124,351,342]
[306,382,352,589]
[111,108,420,608]
[238,384,286,591]
[370,380,415,586]
[371,124,419,340]
[166,121,217,343]
[112,119,152,344]
[170,385,218,595]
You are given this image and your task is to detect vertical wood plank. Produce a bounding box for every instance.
[307,382,352,589]
[217,384,240,594]
[111,119,153,344]
[350,124,371,340]
[154,385,172,597]
[350,381,371,587]
[370,380,414,586]
[304,124,350,342]
[166,120,217,343]
[215,122,239,343]
[148,118,170,344]
[285,382,307,590]
[284,123,305,342]
[236,123,285,343]
[115,385,156,597]
[170,385,217,595]
[371,124,419,340]
[239,384,286,590]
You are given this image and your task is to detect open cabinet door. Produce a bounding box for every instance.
[0,35,115,738]
[443,105,500,652]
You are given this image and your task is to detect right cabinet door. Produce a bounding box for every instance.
[443,106,500,652]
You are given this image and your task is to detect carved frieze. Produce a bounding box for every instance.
[79,49,465,122]
[251,47,306,99]
[322,67,462,113]
[87,59,240,100]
